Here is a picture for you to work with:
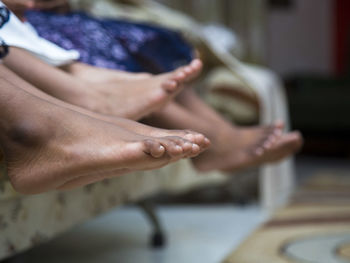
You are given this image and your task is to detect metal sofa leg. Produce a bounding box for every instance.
[138,201,166,249]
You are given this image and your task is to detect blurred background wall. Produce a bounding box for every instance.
[266,0,334,77]
[157,0,336,76]
[157,0,350,158]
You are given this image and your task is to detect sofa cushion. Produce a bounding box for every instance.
[0,159,20,201]
[0,159,226,261]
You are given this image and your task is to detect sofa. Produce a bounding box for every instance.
[0,0,295,260]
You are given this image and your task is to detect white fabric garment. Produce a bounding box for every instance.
[0,1,79,66]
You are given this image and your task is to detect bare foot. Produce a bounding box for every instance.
[4,48,204,125]
[106,118,211,152]
[192,123,303,172]
[65,59,203,120]
[2,62,210,158]
[0,71,203,194]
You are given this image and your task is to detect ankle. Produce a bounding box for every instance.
[1,116,68,194]
[5,117,53,149]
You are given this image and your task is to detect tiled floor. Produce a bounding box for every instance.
[7,205,267,263]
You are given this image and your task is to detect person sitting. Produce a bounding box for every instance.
[0,3,209,195]
[2,1,302,174]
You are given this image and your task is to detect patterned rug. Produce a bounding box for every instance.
[223,172,350,263]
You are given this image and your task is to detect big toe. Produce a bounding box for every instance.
[143,139,166,158]
[186,59,203,80]
[162,79,179,93]
[172,59,203,83]
[274,120,285,130]
[287,131,304,151]
[191,59,203,71]
[268,131,303,162]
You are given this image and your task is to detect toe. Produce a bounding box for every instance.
[153,145,166,158]
[274,128,283,137]
[203,137,211,149]
[161,138,184,157]
[162,79,178,93]
[263,140,272,149]
[263,132,279,148]
[174,71,186,81]
[263,125,277,135]
[255,147,264,156]
[191,59,203,70]
[268,134,277,143]
[182,141,194,155]
[193,134,206,147]
[170,59,203,84]
[143,139,165,158]
[184,133,196,143]
[184,132,200,144]
[266,131,303,162]
[183,131,209,150]
[184,66,193,75]
[188,59,203,78]
[272,122,284,137]
[274,120,285,130]
[289,131,304,151]
[169,136,193,156]
[189,143,201,157]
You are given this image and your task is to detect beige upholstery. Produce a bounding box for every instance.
[0,159,226,260]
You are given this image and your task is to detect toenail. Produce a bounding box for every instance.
[185,67,192,73]
[256,148,264,155]
[192,144,200,151]
[193,60,201,67]
[166,80,177,89]
[177,72,185,78]
[269,135,276,142]
[275,120,284,127]
[184,142,192,148]
[195,135,205,141]
[175,145,182,152]
[264,142,271,148]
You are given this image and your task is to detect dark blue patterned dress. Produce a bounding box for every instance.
[0,5,9,59]
[26,11,194,74]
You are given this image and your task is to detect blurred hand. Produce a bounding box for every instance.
[2,0,35,20]
[3,0,69,21]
